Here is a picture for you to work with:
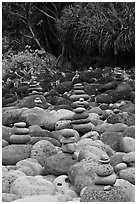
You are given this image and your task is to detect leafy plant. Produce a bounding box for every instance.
[57,2,135,69]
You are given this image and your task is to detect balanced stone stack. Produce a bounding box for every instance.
[9,122,31,144]
[34,97,43,108]
[60,129,80,154]
[70,83,90,109]
[94,156,117,186]
[28,76,44,96]
[71,107,93,135]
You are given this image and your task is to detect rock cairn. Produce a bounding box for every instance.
[94,156,117,186]
[71,107,93,135]
[10,122,31,144]
[70,83,90,109]
[60,129,80,154]
[28,76,43,96]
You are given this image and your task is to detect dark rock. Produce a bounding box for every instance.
[109,90,131,103]
[55,81,73,94]
[96,94,111,104]
[84,84,101,96]
[2,144,32,165]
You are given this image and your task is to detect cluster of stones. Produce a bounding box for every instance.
[10,122,31,144]
[2,68,135,202]
[60,129,80,154]
[70,83,90,109]
[71,107,93,135]
[94,156,116,186]
[28,76,44,96]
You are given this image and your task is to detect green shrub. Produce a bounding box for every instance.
[57,2,135,69]
[2,46,57,78]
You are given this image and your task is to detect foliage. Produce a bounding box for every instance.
[2,46,57,78]
[57,2,135,69]
[2,2,69,56]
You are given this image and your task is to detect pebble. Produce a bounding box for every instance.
[114,162,127,172]
[61,143,77,153]
[122,151,135,165]
[117,167,135,184]
[14,122,27,127]
[95,163,114,176]
[12,127,30,134]
[95,172,117,185]
[53,175,75,193]
[119,137,135,153]
[10,134,31,144]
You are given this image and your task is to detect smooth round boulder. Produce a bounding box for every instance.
[10,176,55,197]
[30,140,58,166]
[2,144,32,165]
[15,158,43,176]
[119,137,135,153]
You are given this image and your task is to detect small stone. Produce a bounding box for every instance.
[10,134,31,144]
[119,137,135,153]
[95,163,114,177]
[94,173,117,185]
[61,143,77,153]
[122,151,135,165]
[11,127,30,135]
[117,167,135,185]
[73,112,89,120]
[74,107,86,113]
[14,122,26,127]
[114,162,127,173]
[62,129,79,138]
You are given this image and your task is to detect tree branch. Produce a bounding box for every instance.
[35,7,56,21]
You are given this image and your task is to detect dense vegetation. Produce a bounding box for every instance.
[2,2,135,72]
